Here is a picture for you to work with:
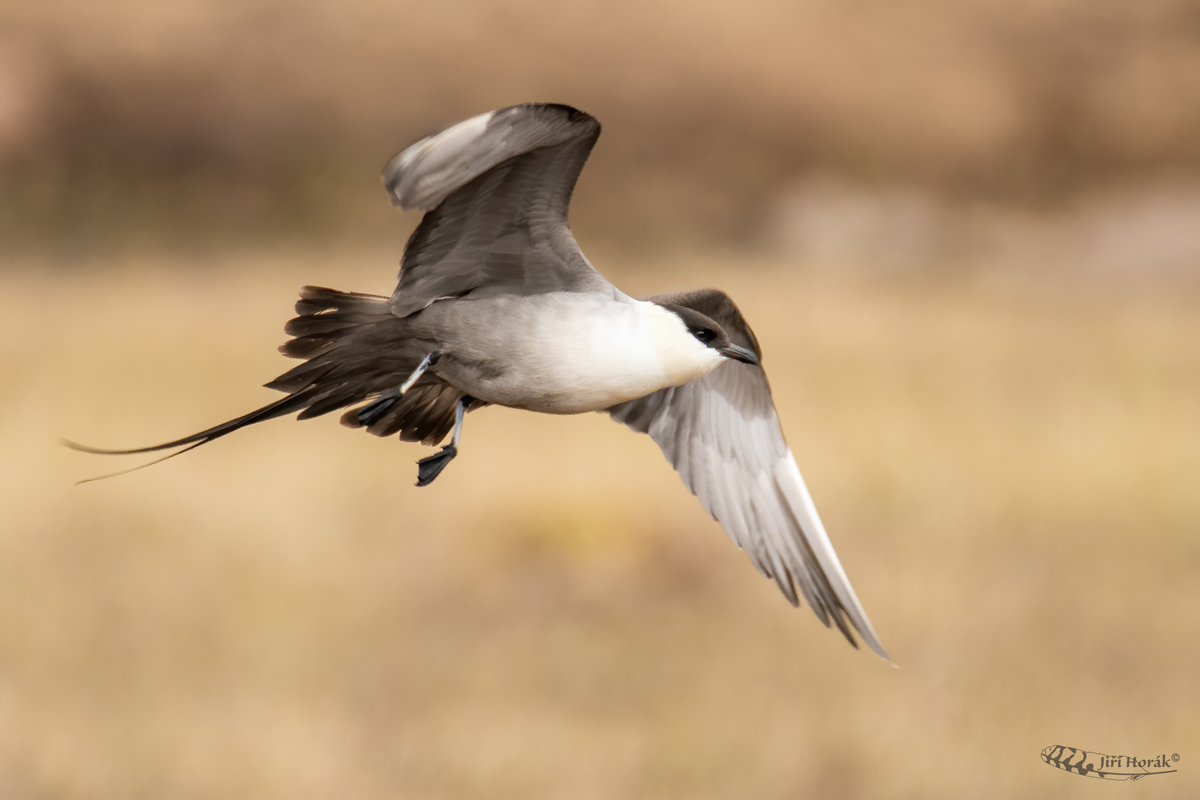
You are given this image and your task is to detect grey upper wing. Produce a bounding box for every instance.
[609,361,889,659]
[383,103,611,318]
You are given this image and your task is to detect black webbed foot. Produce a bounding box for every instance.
[355,394,399,427]
[416,444,458,487]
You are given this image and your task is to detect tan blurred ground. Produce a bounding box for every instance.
[2,252,1198,799]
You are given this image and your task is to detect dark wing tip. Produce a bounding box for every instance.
[528,102,599,130]
[381,103,601,212]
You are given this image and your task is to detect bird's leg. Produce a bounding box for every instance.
[355,352,440,427]
[416,395,472,487]
[400,351,440,394]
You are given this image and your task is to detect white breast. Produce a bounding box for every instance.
[500,294,725,413]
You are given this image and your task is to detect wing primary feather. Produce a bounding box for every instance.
[609,359,889,660]
[777,451,889,659]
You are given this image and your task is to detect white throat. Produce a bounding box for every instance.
[634,301,726,386]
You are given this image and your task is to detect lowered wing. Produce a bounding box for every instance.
[609,290,888,659]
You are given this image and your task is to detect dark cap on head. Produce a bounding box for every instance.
[651,289,762,366]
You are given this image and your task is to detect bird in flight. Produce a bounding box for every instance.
[70,103,887,659]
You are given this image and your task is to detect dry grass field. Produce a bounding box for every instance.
[1,252,1197,799]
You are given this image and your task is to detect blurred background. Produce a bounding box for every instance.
[2,1,1198,798]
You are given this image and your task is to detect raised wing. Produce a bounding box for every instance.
[609,296,887,659]
[383,103,611,318]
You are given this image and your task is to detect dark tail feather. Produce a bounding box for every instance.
[69,441,217,484]
[66,285,425,482]
[62,389,319,457]
[63,390,321,483]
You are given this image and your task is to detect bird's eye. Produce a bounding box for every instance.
[691,328,717,344]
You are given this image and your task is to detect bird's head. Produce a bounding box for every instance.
[633,290,762,390]
[660,303,760,367]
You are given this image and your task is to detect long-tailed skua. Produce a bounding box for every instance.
[69,103,888,659]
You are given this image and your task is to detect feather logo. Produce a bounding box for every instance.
[1041,745,1179,781]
